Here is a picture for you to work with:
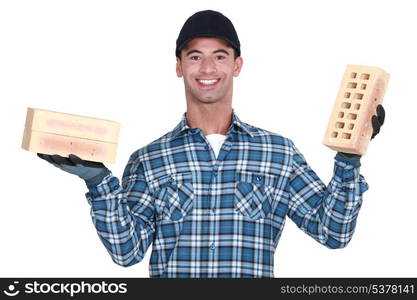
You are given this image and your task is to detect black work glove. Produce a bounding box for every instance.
[336,104,386,165]
[38,153,111,187]
[371,104,385,139]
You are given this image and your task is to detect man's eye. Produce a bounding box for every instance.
[216,55,226,60]
[190,56,200,61]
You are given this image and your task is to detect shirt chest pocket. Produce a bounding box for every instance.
[149,172,194,222]
[234,172,275,220]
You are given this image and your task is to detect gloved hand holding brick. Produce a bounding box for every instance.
[37,153,110,187]
[323,64,389,155]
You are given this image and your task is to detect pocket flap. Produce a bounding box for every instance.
[235,171,277,187]
[148,172,192,191]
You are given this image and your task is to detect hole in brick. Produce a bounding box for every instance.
[332,132,338,138]
[347,82,357,88]
[360,73,370,80]
[336,122,345,129]
[361,84,367,89]
[348,123,354,130]
[350,72,357,78]
[354,93,364,100]
[338,112,344,118]
[341,102,351,109]
[347,113,357,120]
[344,92,351,98]
[354,103,361,110]
[342,133,351,139]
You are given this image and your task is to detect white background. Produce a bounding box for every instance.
[1,0,416,277]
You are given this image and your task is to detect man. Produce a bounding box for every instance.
[38,10,385,277]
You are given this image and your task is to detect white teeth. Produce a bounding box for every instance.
[198,79,218,84]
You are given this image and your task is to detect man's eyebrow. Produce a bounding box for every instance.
[213,49,230,55]
[185,49,230,56]
[185,50,203,56]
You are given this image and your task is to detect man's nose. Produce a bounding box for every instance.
[199,57,217,74]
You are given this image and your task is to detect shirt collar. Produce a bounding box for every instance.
[168,109,255,141]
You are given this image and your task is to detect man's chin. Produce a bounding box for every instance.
[187,91,226,104]
[196,97,221,104]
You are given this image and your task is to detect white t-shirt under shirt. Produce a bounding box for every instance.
[205,133,227,159]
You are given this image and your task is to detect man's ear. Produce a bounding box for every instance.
[176,57,183,78]
[233,56,243,77]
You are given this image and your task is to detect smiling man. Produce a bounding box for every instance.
[178,36,241,105]
[38,10,385,277]
[176,36,242,135]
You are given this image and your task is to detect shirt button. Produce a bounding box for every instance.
[205,145,209,150]
[169,177,175,182]
[211,208,216,214]
[210,243,215,250]
[255,176,262,182]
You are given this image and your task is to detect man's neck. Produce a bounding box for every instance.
[185,104,232,136]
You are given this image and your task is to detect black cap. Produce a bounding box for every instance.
[175,10,241,58]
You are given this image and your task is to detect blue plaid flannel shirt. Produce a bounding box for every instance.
[85,111,369,278]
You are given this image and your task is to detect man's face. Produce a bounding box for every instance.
[176,37,243,105]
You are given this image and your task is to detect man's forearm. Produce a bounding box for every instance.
[85,174,154,267]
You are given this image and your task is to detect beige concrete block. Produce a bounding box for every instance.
[322,65,389,155]
[22,108,120,163]
[23,107,120,142]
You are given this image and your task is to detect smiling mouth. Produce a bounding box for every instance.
[196,78,221,88]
